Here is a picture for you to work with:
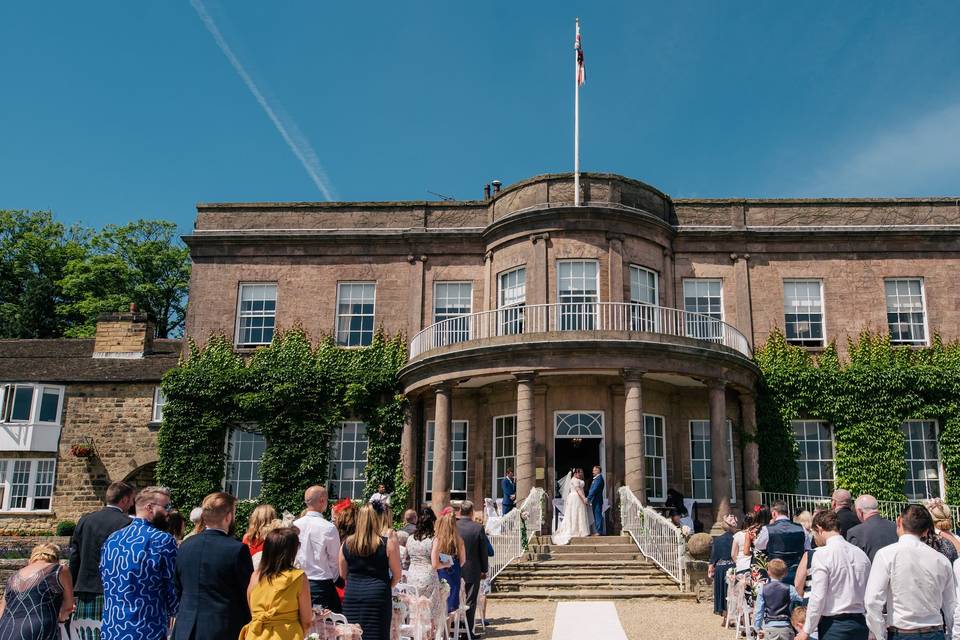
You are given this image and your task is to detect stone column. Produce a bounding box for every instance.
[400,406,417,488]
[623,369,646,499]
[431,383,452,511]
[708,380,732,523]
[607,234,625,303]
[515,372,537,502]
[662,249,676,308]
[740,392,761,509]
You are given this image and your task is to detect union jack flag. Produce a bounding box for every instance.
[576,20,585,86]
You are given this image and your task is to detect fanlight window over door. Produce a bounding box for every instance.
[555,412,603,437]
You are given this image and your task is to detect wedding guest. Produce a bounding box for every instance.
[0,543,75,640]
[731,513,755,577]
[333,499,358,542]
[793,539,816,605]
[457,500,490,632]
[241,527,312,640]
[864,504,953,640]
[436,512,467,614]
[831,489,859,538]
[174,492,254,640]
[796,510,871,640]
[68,480,134,631]
[252,520,284,570]
[924,498,960,562]
[709,514,737,619]
[846,495,897,562]
[791,607,808,638]
[754,559,803,639]
[406,508,446,636]
[397,530,411,570]
[401,509,418,535]
[166,510,186,543]
[339,503,401,640]
[665,487,688,517]
[501,469,517,515]
[100,486,179,640]
[587,466,605,535]
[184,506,204,540]
[370,483,391,505]
[293,485,341,612]
[755,500,809,583]
[244,504,279,557]
[794,510,814,548]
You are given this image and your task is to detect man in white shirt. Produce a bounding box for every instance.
[293,485,342,612]
[865,504,953,640]
[369,483,391,506]
[798,509,871,640]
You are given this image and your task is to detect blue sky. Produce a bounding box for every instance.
[2,2,959,231]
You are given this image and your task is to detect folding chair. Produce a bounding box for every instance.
[445,578,473,640]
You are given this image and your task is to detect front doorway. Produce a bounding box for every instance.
[553,412,605,530]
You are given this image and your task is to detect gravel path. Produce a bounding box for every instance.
[485,599,722,640]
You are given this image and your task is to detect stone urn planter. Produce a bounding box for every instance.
[686,532,713,560]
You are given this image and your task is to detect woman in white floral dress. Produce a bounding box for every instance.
[404,508,447,638]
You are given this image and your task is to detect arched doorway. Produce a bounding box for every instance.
[123,462,157,492]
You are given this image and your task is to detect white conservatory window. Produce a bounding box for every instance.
[224,428,266,500]
[688,420,736,503]
[235,283,277,347]
[329,421,369,500]
[336,283,376,347]
[424,420,469,501]
[885,279,927,345]
[793,420,834,497]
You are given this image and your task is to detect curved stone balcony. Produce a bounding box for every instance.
[402,303,756,394]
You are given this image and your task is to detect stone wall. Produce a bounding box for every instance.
[0,382,159,531]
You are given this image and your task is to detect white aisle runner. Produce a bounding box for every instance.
[551,601,628,640]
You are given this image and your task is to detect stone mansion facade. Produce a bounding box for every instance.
[181,172,960,527]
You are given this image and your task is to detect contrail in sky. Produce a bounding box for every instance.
[190,0,336,200]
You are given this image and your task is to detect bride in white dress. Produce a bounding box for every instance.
[552,468,594,545]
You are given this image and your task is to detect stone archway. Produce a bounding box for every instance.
[123,461,157,492]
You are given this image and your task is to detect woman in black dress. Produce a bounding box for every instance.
[0,543,75,640]
[338,502,402,640]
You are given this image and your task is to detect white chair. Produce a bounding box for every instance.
[394,582,420,598]
[62,619,100,640]
[445,579,473,640]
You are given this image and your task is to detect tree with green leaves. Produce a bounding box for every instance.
[0,210,88,338]
[59,220,190,338]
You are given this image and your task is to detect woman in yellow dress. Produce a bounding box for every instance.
[240,527,313,640]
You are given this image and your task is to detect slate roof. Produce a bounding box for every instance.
[0,338,181,383]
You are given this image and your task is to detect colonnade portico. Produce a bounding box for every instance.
[423,367,761,527]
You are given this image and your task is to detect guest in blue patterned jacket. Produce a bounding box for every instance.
[100,486,179,640]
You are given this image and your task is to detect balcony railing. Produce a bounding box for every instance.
[410,302,752,360]
[760,491,960,526]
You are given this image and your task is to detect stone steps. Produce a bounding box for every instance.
[487,589,695,601]
[493,534,688,601]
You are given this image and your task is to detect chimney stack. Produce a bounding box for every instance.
[492,180,502,194]
[483,184,491,200]
[93,308,155,359]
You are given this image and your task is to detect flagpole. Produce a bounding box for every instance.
[574,17,581,207]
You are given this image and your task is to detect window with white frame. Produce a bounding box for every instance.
[224,428,266,500]
[492,415,517,500]
[555,412,603,437]
[558,260,599,331]
[497,267,526,335]
[0,384,64,426]
[433,282,472,345]
[688,420,736,502]
[336,283,376,347]
[644,414,666,502]
[424,420,468,501]
[152,387,166,423]
[885,279,927,345]
[784,280,824,347]
[630,266,659,331]
[236,283,277,347]
[793,420,834,497]
[902,420,942,500]
[329,421,369,500]
[683,279,723,341]
[0,459,56,511]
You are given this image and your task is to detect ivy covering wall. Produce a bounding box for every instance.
[756,329,960,503]
[156,329,409,516]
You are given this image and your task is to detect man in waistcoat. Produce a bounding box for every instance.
[753,499,809,584]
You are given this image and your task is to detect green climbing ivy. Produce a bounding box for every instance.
[756,329,960,502]
[156,328,408,517]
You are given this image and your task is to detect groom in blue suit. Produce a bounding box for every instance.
[501,469,516,515]
[588,465,605,535]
